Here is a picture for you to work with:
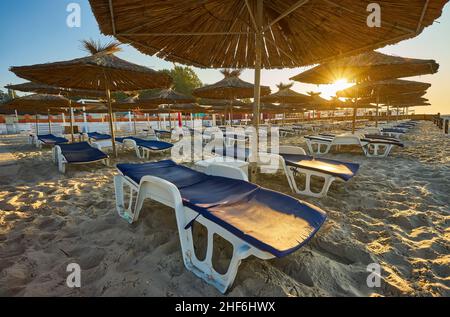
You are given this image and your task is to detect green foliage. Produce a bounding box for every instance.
[138,65,203,98]
[0,89,13,103]
[165,65,202,96]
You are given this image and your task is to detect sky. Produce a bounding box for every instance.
[0,0,449,114]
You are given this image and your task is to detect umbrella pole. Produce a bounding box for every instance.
[375,93,379,128]
[133,112,137,135]
[35,113,39,135]
[249,0,263,183]
[47,109,52,134]
[105,88,117,157]
[69,100,74,142]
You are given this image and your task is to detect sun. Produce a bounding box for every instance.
[317,78,353,100]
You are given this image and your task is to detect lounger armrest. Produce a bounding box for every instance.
[206,163,248,181]
[279,146,307,155]
[139,175,184,211]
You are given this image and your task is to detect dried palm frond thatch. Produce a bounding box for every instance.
[5,82,107,98]
[193,69,270,99]
[291,51,440,84]
[337,79,432,98]
[89,0,448,69]
[10,40,172,91]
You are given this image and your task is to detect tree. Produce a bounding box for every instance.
[0,89,11,103]
[165,65,202,96]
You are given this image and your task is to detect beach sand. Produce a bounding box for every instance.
[0,121,449,297]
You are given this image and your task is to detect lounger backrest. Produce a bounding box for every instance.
[58,142,92,151]
[332,135,362,146]
[279,146,307,155]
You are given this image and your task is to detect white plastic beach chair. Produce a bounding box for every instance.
[114,160,326,293]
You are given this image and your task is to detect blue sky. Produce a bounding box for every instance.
[1,0,449,114]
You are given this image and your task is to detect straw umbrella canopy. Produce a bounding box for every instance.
[136,89,195,129]
[3,94,83,134]
[193,69,270,125]
[290,51,440,84]
[261,83,310,104]
[337,80,431,99]
[291,51,439,129]
[4,82,108,141]
[5,82,108,99]
[337,80,431,124]
[9,40,172,156]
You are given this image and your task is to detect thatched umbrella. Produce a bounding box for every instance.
[291,51,439,129]
[10,40,172,156]
[337,80,431,99]
[337,79,431,127]
[4,82,107,141]
[3,94,82,135]
[290,51,440,84]
[137,89,195,129]
[193,69,270,125]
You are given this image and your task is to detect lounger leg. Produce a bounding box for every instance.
[58,160,66,174]
[181,214,260,294]
[114,175,139,223]
[285,167,337,198]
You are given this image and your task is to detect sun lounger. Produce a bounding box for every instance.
[36,134,69,149]
[114,159,326,293]
[305,133,404,157]
[117,137,173,159]
[84,132,111,142]
[259,146,359,198]
[53,142,109,173]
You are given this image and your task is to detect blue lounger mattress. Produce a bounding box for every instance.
[117,160,327,258]
[115,137,173,151]
[38,134,68,145]
[281,154,359,181]
[382,128,406,134]
[88,132,111,140]
[126,137,173,151]
[58,142,108,163]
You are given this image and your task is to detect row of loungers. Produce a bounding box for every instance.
[29,123,415,292]
[32,131,173,173]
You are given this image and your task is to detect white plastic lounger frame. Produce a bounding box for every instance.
[305,134,397,158]
[259,146,337,198]
[114,164,273,294]
[122,139,170,159]
[53,146,110,174]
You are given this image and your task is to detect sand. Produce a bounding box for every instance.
[0,121,449,297]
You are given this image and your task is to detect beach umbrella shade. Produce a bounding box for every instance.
[3,94,83,135]
[4,82,108,141]
[89,0,448,178]
[290,51,440,84]
[291,51,439,129]
[261,83,310,104]
[137,88,195,129]
[9,40,172,156]
[337,79,431,126]
[337,80,431,98]
[193,69,270,125]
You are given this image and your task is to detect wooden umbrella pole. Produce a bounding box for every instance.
[105,87,117,157]
[250,0,263,183]
[47,109,52,134]
[35,112,39,135]
[375,93,379,127]
[133,112,137,135]
[69,100,74,142]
